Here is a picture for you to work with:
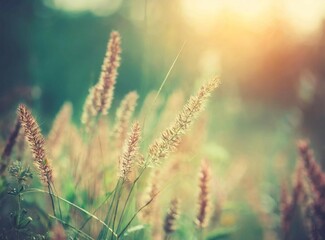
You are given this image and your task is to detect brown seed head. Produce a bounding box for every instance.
[17,104,53,184]
[81,31,121,125]
[196,160,211,229]
[0,119,21,175]
[298,140,325,238]
[148,77,219,165]
[120,121,141,181]
[298,140,325,199]
[95,31,121,115]
[113,91,138,147]
[163,198,180,235]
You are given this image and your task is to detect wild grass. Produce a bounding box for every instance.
[280,141,325,240]
[0,31,226,240]
[0,30,324,240]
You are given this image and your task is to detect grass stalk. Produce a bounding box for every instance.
[117,184,162,238]
[21,188,117,237]
[110,180,125,240]
[47,182,57,217]
[49,214,94,240]
[116,167,146,233]
[78,188,115,232]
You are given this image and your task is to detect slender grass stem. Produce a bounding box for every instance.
[78,187,115,231]
[117,186,162,238]
[116,167,146,233]
[197,228,204,240]
[21,188,117,237]
[141,41,186,140]
[47,182,56,217]
[17,193,21,228]
[106,181,120,229]
[164,234,171,240]
[49,214,94,240]
[99,179,122,239]
[50,182,63,220]
[110,181,124,240]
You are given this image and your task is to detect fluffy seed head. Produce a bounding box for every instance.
[81,87,97,126]
[147,77,219,165]
[17,104,53,184]
[81,31,121,125]
[298,140,325,199]
[113,91,138,147]
[119,121,141,181]
[163,198,180,235]
[196,160,211,229]
[298,140,325,238]
[48,102,72,158]
[95,31,121,115]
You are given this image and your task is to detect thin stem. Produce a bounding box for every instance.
[164,234,171,240]
[47,182,56,217]
[116,167,146,232]
[78,187,115,231]
[17,193,21,227]
[117,185,162,238]
[197,228,204,240]
[22,188,117,237]
[49,214,94,240]
[49,182,63,220]
[99,179,122,239]
[141,41,186,137]
[110,180,124,240]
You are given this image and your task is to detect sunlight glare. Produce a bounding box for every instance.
[181,0,325,35]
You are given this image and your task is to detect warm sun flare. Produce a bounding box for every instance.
[2,0,325,239]
[181,0,325,34]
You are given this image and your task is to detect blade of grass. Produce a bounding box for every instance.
[116,167,146,233]
[22,188,117,237]
[117,187,162,238]
[49,182,63,220]
[97,179,123,239]
[110,180,125,240]
[141,41,187,134]
[78,188,115,232]
[49,214,94,240]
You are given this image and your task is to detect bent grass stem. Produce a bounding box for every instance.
[21,188,117,238]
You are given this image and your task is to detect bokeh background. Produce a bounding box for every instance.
[1,1,325,239]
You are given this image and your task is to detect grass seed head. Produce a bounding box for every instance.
[17,104,53,185]
[113,91,139,147]
[81,31,121,126]
[163,198,180,235]
[148,77,220,165]
[120,121,141,181]
[196,159,211,229]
